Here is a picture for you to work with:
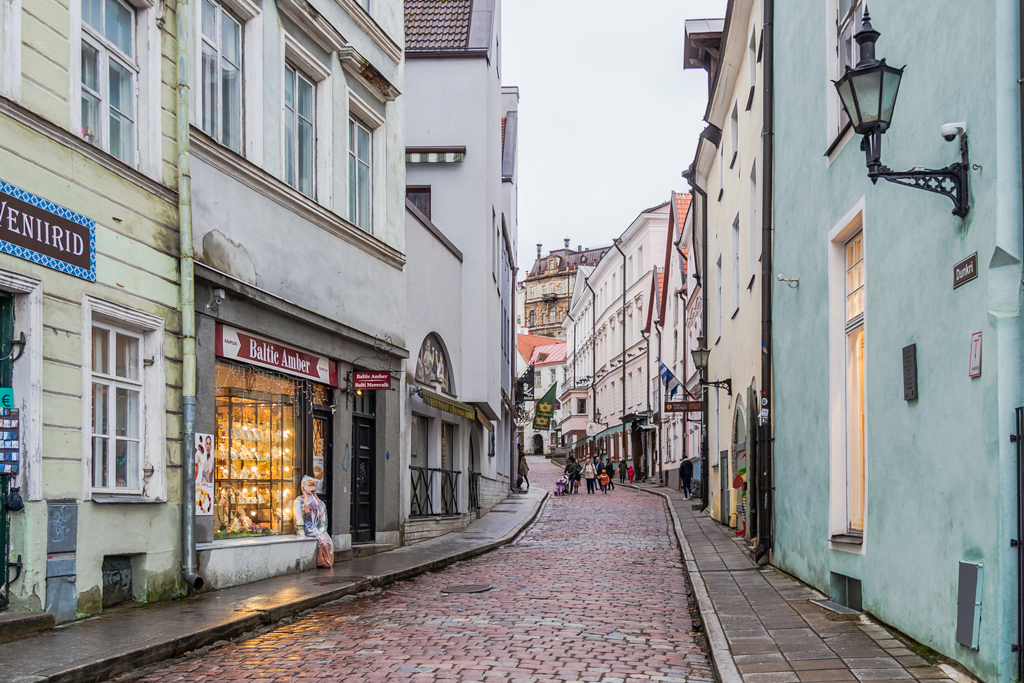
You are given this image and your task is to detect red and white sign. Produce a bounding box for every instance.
[353,372,391,390]
[215,324,338,386]
[969,331,982,378]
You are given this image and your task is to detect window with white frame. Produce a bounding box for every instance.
[80,0,137,164]
[718,144,725,201]
[835,0,864,135]
[637,247,643,276]
[749,160,758,280]
[284,63,315,197]
[349,116,372,229]
[845,232,866,533]
[715,255,722,341]
[732,215,740,315]
[91,322,142,491]
[729,103,739,169]
[200,0,242,152]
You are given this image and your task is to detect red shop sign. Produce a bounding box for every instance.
[215,323,338,386]
[353,372,391,390]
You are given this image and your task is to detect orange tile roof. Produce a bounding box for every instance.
[675,192,692,236]
[517,333,562,362]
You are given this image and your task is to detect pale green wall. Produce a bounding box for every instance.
[773,2,1022,682]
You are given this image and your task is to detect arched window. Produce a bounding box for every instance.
[415,334,453,394]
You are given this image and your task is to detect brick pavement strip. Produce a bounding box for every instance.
[624,485,980,683]
[134,459,714,683]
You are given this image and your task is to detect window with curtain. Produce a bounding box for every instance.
[845,232,866,533]
[200,0,242,152]
[80,0,137,164]
[349,117,372,228]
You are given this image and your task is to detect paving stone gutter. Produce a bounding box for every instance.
[2,487,547,683]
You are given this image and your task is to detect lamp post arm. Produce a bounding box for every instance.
[863,131,971,218]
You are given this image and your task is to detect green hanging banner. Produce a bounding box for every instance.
[532,384,557,431]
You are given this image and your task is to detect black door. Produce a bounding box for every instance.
[351,394,375,543]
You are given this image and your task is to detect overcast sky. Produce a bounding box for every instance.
[502,0,727,272]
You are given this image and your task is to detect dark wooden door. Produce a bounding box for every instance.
[350,415,375,543]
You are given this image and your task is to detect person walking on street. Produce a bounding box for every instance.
[619,460,627,483]
[680,458,694,499]
[606,461,616,491]
[627,464,634,483]
[518,453,530,490]
[582,459,598,494]
[598,469,610,493]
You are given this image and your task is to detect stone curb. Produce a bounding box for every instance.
[624,483,742,683]
[30,489,549,683]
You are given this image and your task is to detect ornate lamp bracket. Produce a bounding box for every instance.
[863,130,971,218]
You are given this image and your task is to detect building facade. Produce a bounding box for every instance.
[522,242,609,339]
[516,338,565,456]
[773,2,1022,681]
[402,0,518,543]
[0,0,182,618]
[188,0,407,588]
[561,203,669,477]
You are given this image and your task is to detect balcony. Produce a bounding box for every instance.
[559,377,591,397]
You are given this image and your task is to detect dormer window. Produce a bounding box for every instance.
[548,258,556,271]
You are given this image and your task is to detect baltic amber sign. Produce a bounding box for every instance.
[0,180,95,281]
[353,372,391,390]
[215,324,339,386]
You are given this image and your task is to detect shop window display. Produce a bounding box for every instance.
[214,362,299,538]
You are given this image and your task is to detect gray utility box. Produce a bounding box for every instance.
[956,561,983,650]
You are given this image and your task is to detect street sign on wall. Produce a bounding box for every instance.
[665,400,703,413]
[353,372,391,390]
[953,253,978,289]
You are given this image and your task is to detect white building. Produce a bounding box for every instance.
[561,203,670,476]
[516,338,566,456]
[402,0,518,542]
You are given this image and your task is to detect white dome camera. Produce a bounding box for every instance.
[941,122,967,142]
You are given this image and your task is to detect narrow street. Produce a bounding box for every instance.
[134,458,713,683]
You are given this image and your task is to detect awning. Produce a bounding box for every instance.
[476,407,493,432]
[419,389,476,420]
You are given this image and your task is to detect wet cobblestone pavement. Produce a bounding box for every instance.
[136,458,713,682]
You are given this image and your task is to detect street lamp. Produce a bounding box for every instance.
[691,335,732,396]
[833,7,969,217]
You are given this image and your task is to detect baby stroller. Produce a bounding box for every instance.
[554,476,569,496]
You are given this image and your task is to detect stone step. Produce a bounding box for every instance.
[334,543,395,562]
[0,610,55,644]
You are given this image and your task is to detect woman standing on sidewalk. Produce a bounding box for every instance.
[581,458,598,494]
[518,453,530,490]
[619,460,627,484]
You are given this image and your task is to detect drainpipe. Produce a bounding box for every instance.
[176,0,202,590]
[584,277,597,459]
[612,240,627,469]
[753,0,774,565]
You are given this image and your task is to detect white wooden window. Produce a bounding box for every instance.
[836,0,864,134]
[729,103,739,169]
[715,255,722,341]
[200,0,242,152]
[349,116,372,229]
[83,298,166,500]
[637,247,643,275]
[749,159,758,280]
[732,215,740,315]
[91,321,143,491]
[844,232,865,533]
[80,0,137,164]
[285,63,315,197]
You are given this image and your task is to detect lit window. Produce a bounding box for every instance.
[200,0,242,152]
[80,0,137,164]
[349,117,372,228]
[845,232,865,533]
[284,64,315,197]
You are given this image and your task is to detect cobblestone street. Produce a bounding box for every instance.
[135,458,712,682]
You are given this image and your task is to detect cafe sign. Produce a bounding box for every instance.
[0,180,95,281]
[215,324,339,385]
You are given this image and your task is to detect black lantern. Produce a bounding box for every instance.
[832,7,970,218]
[691,336,731,396]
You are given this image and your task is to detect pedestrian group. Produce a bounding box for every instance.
[560,456,628,495]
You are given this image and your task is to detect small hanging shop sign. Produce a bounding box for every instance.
[0,408,21,474]
[0,180,96,282]
[352,372,391,390]
[215,324,338,385]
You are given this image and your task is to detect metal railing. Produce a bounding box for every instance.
[411,466,462,517]
[468,472,481,511]
[559,377,591,396]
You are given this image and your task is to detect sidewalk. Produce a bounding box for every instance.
[628,483,975,683]
[2,485,546,683]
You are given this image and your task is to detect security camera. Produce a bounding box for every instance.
[212,288,226,305]
[941,122,967,142]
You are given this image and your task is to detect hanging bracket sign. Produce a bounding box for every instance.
[352,372,391,390]
[215,324,338,385]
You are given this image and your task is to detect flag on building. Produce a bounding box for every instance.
[657,358,683,398]
[532,383,557,431]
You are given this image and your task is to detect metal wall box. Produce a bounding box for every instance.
[902,344,918,401]
[47,504,77,553]
[956,561,983,649]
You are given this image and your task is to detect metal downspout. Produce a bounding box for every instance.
[612,241,627,470]
[690,176,710,513]
[753,0,775,565]
[176,0,201,590]
[584,278,597,458]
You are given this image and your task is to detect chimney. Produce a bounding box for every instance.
[563,238,570,250]
[536,243,542,260]
[578,245,582,252]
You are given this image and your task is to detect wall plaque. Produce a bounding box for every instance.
[953,253,978,289]
[0,180,96,281]
[902,344,918,401]
[969,332,982,377]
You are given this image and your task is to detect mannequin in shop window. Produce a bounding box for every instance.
[295,475,334,567]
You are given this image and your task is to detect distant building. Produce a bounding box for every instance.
[522,242,610,339]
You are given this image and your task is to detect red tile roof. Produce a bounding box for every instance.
[517,333,562,362]
[404,0,472,51]
[674,192,692,236]
[529,342,567,366]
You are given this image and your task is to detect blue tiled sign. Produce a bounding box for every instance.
[0,180,96,282]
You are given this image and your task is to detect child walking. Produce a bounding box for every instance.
[598,470,610,493]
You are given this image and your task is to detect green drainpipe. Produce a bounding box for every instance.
[176,0,202,590]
